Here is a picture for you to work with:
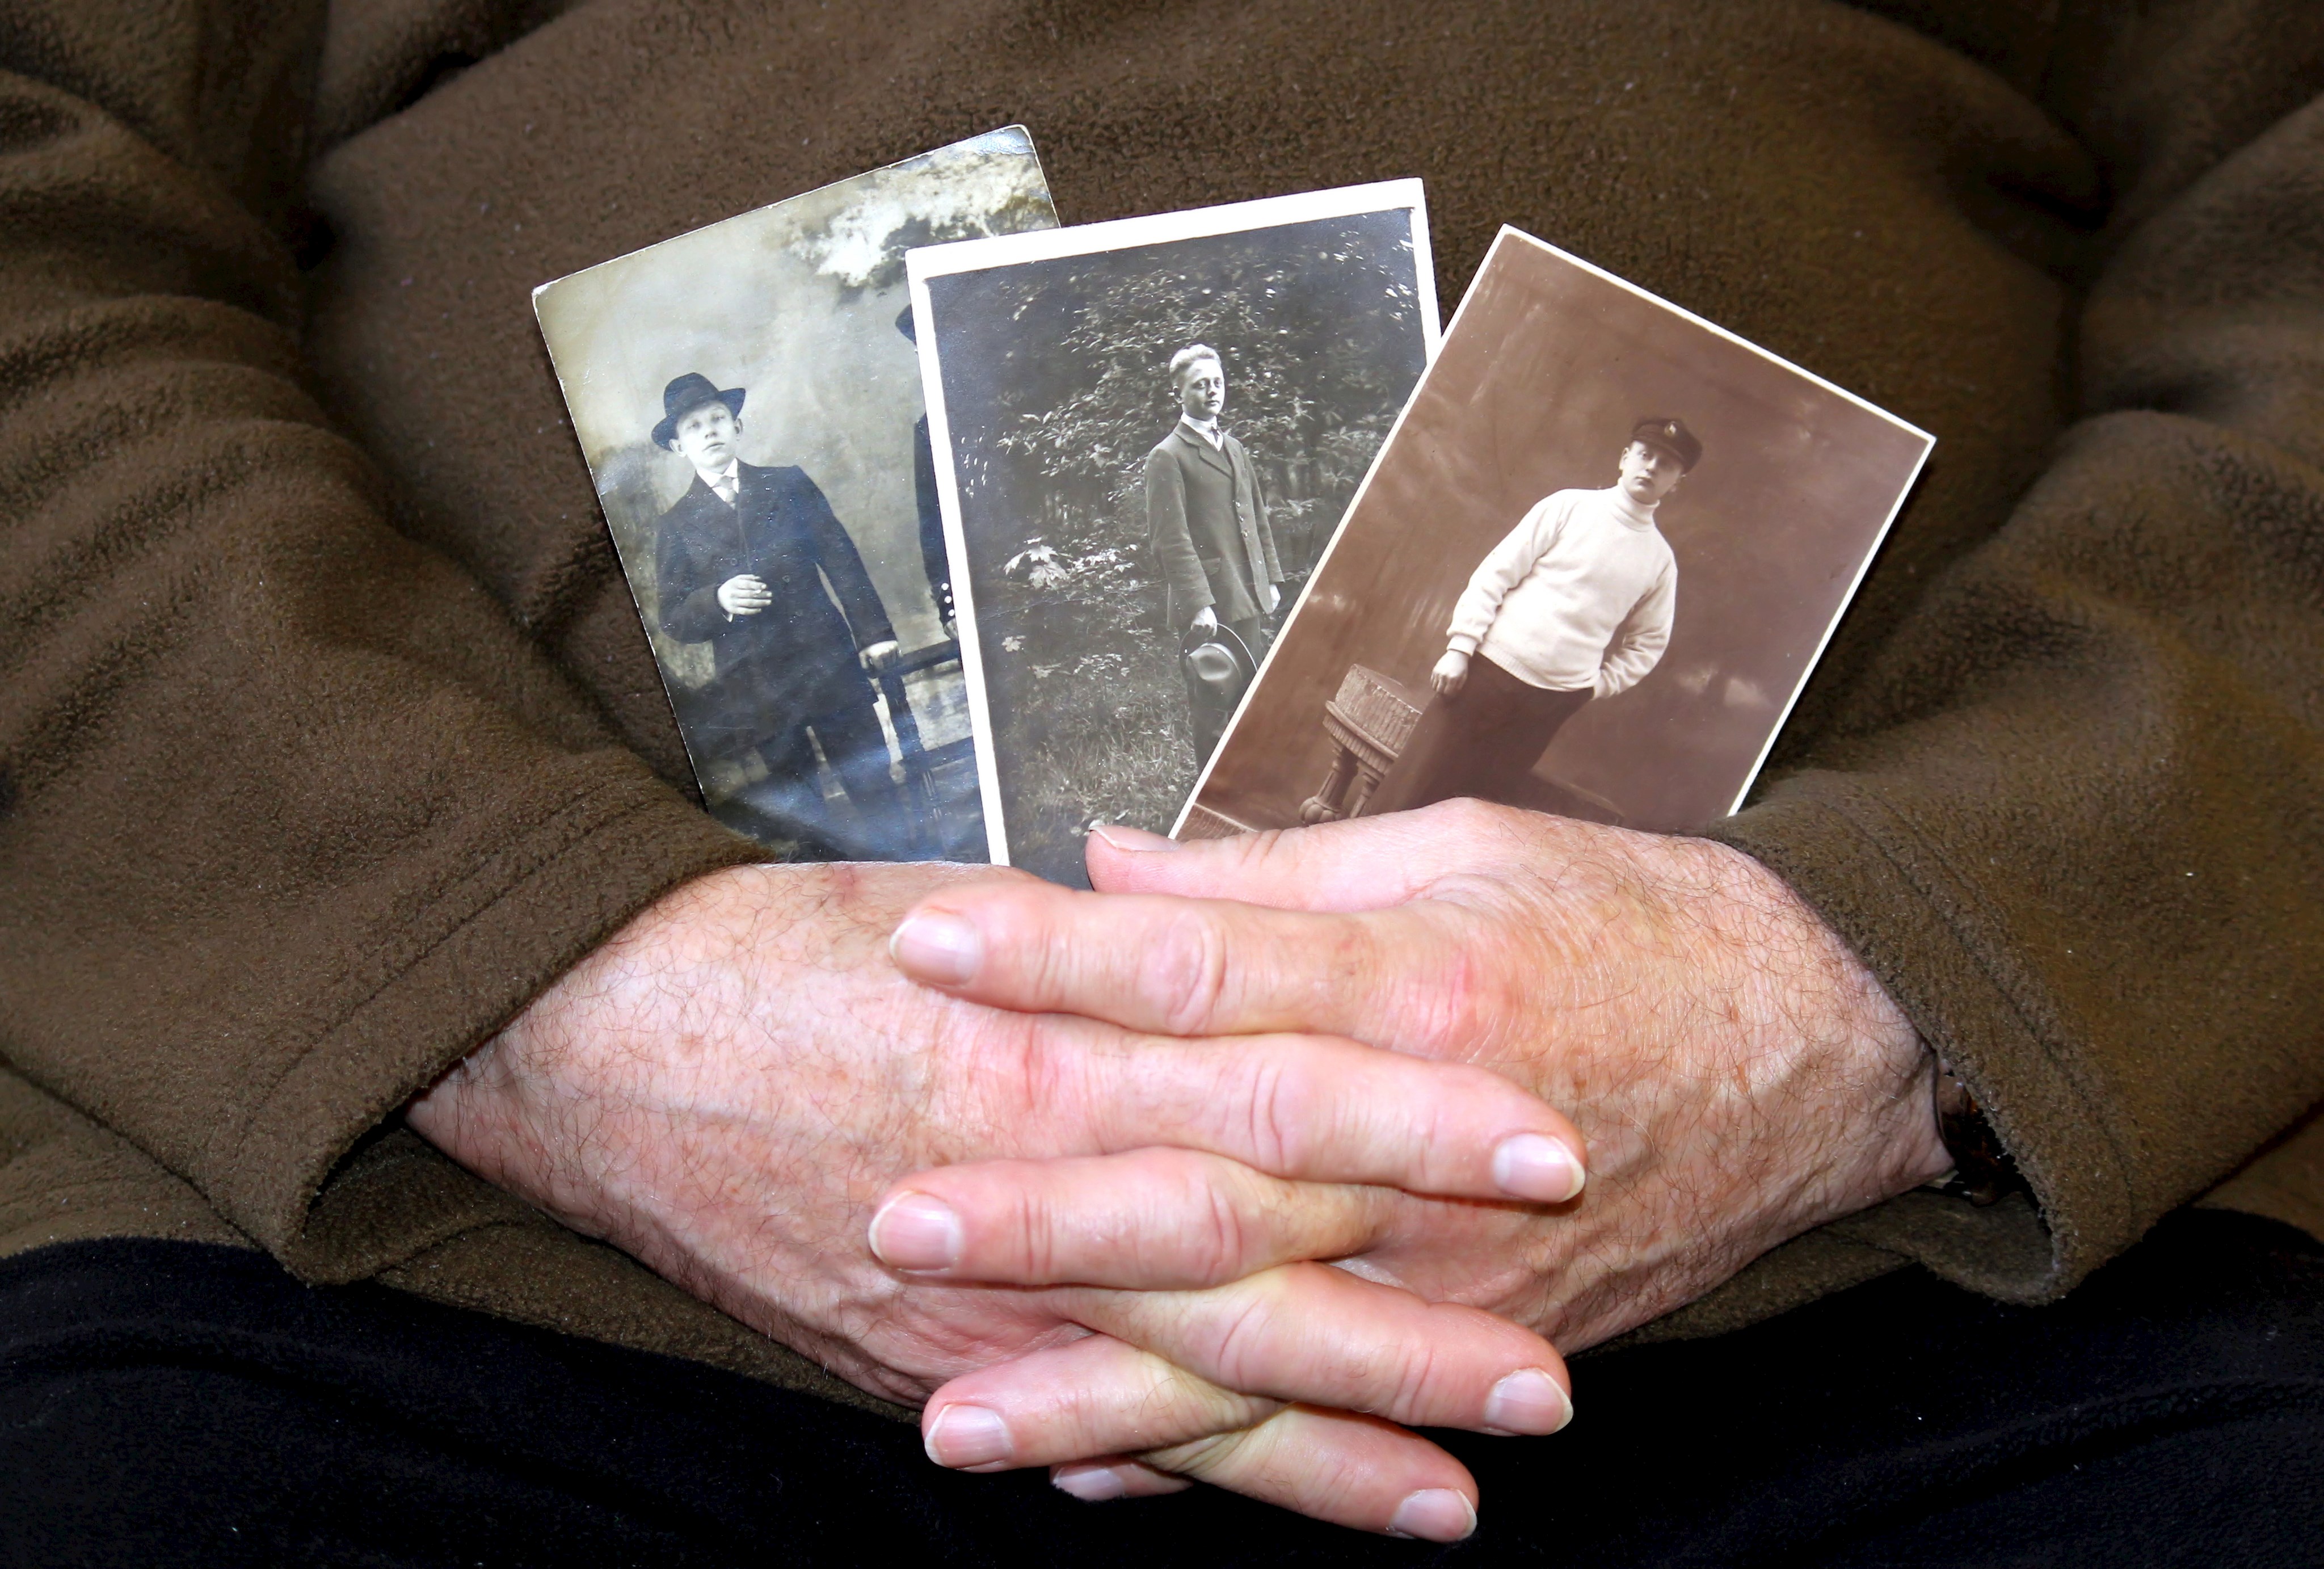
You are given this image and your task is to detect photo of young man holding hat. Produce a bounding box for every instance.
[1366,417,1698,815]
[1144,343,1284,762]
[650,371,907,849]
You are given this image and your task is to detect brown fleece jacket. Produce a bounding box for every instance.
[0,0,2318,1400]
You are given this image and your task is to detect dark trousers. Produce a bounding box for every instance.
[1188,614,1265,763]
[6,1211,2320,1566]
[762,684,903,828]
[1365,654,1592,818]
[704,666,906,856]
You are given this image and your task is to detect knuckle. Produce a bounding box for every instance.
[1191,1184,1244,1279]
[1143,906,1233,1035]
[1374,1335,1443,1421]
[1236,1053,1313,1172]
[1371,909,1518,1061]
[1140,1428,1245,1479]
[1203,1285,1285,1391]
[1017,1181,1056,1279]
[1186,1162,1266,1279]
[1433,795,1513,840]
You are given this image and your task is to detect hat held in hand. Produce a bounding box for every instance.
[1181,619,1257,711]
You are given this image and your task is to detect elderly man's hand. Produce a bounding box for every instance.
[406,861,1590,1539]
[884,804,1951,1486]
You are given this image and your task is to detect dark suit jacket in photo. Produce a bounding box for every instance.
[912,414,951,620]
[654,461,894,726]
[1144,420,1282,632]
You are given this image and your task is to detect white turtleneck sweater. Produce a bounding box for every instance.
[1445,485,1678,698]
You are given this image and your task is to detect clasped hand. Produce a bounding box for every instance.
[411,802,1946,1538]
[882,803,1949,1516]
[409,859,1589,1539]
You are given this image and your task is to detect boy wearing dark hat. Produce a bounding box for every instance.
[1366,419,1696,815]
[649,371,906,849]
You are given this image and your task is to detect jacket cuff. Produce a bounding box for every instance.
[232,772,764,1285]
[1704,776,2128,1303]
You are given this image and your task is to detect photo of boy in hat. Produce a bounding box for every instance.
[650,371,907,848]
[1365,417,1698,816]
[1146,343,1283,762]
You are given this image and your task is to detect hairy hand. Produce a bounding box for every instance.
[407,862,1590,1537]
[884,802,1950,1481]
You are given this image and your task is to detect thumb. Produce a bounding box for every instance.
[1085,806,1494,912]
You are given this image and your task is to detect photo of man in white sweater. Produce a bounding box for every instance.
[1365,417,1700,816]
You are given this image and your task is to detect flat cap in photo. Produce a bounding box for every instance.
[1630,416,1703,470]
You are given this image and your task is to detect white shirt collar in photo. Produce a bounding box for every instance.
[700,459,740,503]
[1179,413,1224,449]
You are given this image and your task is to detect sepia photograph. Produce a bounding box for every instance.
[908,181,1439,884]
[1181,226,1933,841]
[532,128,1058,860]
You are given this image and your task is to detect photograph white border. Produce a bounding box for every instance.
[1170,223,1935,836]
[529,126,1055,860]
[907,179,1442,867]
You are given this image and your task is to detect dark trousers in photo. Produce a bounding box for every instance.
[1365,654,1592,817]
[704,665,907,855]
[761,684,904,829]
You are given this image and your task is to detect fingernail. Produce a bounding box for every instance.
[1051,1462,1130,1503]
[1388,1488,1477,1542]
[890,912,982,986]
[1492,1133,1585,1202]
[868,1192,963,1271]
[924,1403,1012,1469]
[1484,1368,1573,1435]
[1090,824,1182,853]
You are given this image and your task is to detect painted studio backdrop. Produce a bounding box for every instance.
[535,128,1056,859]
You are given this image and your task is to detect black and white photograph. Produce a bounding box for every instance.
[532,127,1057,860]
[908,180,1439,884]
[1181,226,1933,840]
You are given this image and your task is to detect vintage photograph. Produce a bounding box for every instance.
[1181,226,1933,840]
[532,128,1058,860]
[908,181,1439,884]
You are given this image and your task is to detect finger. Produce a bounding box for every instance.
[934,1347,1476,1538]
[1046,1027,1585,1202]
[925,1330,1506,1543]
[894,877,1539,1076]
[922,1333,1494,1539]
[1049,1459,1192,1502]
[1147,1406,1480,1541]
[1067,1261,1573,1437]
[923,1335,1282,1470]
[869,1149,1392,1286]
[1083,798,1543,909]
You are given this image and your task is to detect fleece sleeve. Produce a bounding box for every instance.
[0,0,761,1284]
[1711,2,2324,1302]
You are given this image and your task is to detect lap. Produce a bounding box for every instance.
[3,1211,2317,1567]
